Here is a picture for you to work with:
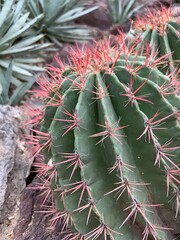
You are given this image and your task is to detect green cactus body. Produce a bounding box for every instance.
[30,34,180,240]
[131,6,180,74]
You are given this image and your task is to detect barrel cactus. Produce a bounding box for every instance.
[130,5,180,74]
[29,33,180,240]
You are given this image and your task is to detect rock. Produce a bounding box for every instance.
[0,105,31,240]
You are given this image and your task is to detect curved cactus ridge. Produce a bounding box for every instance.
[30,34,180,240]
[130,5,180,74]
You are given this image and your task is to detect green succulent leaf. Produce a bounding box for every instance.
[9,76,35,105]
[107,0,145,24]
[0,0,14,29]
[0,13,44,46]
[26,0,98,46]
[0,62,12,104]
[56,6,98,24]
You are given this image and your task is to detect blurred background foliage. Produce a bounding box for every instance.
[0,0,98,105]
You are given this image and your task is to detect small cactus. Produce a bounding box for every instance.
[29,33,180,240]
[130,5,180,74]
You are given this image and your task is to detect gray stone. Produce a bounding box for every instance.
[0,105,31,240]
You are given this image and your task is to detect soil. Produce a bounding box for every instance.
[13,177,66,240]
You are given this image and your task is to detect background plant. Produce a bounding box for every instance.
[26,0,98,47]
[0,0,98,105]
[107,0,145,25]
[0,0,53,105]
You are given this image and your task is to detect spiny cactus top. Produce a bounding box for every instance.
[28,33,180,240]
[131,5,180,74]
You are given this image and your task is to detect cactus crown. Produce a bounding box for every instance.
[28,30,180,240]
[130,5,180,76]
[133,6,175,34]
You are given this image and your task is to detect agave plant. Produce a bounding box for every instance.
[107,0,146,25]
[0,0,52,105]
[25,0,98,47]
[27,33,180,239]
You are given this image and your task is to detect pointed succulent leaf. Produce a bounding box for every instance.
[0,13,44,46]
[0,0,14,29]
[9,77,35,105]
